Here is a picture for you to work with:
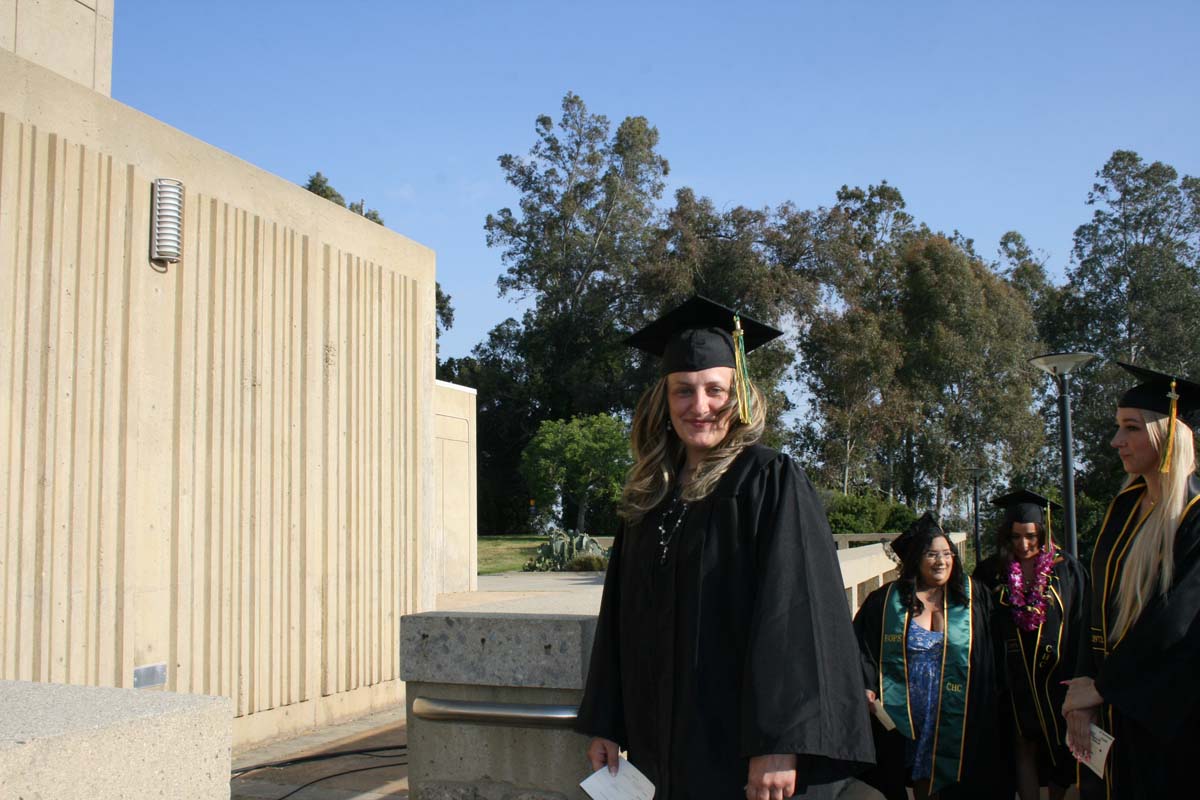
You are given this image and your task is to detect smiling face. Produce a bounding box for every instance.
[1008,521,1041,562]
[1111,407,1158,477]
[667,367,736,466]
[918,535,955,588]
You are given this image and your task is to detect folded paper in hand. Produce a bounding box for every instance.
[580,756,655,800]
[1080,724,1114,778]
[872,699,896,732]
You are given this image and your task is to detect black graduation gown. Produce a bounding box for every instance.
[1077,474,1200,800]
[974,552,1089,789]
[575,445,875,799]
[852,578,1007,800]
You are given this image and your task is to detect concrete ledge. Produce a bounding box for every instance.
[0,680,232,799]
[402,612,598,690]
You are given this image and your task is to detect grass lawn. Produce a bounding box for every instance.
[477,535,543,575]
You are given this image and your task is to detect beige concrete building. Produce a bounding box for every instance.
[1,0,476,747]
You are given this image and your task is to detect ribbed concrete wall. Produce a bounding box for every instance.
[0,48,440,745]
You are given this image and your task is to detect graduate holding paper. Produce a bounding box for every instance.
[1064,363,1200,799]
[853,513,1005,800]
[575,297,875,800]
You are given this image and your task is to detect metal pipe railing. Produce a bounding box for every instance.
[411,696,579,729]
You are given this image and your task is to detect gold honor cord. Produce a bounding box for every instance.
[1160,378,1179,474]
[732,314,752,423]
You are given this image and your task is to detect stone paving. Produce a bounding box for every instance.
[231,707,408,800]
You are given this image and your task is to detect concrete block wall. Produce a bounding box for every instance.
[435,380,478,595]
[0,0,114,94]
[401,613,597,800]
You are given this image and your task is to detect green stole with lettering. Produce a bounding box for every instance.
[879,579,973,793]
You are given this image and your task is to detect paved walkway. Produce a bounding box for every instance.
[231,706,409,799]
[231,706,408,799]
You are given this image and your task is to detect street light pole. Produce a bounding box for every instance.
[1057,372,1080,559]
[972,473,981,562]
[1030,352,1096,560]
[966,466,985,562]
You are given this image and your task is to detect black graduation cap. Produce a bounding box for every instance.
[889,511,944,563]
[990,489,1061,526]
[1117,362,1200,429]
[626,296,783,423]
[991,489,1061,550]
[625,296,783,373]
[1117,362,1200,474]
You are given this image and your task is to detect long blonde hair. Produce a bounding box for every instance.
[1110,411,1197,643]
[620,375,766,522]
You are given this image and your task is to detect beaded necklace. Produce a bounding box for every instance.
[657,493,689,564]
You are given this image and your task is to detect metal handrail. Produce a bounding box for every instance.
[411,696,579,729]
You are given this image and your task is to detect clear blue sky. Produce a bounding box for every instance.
[112,0,1199,361]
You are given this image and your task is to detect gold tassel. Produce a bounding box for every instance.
[1160,379,1178,474]
[733,314,752,424]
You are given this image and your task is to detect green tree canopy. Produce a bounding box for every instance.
[1043,150,1200,501]
[458,101,1197,539]
[798,183,1043,515]
[520,414,631,533]
[303,171,345,206]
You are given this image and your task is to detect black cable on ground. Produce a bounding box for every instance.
[271,760,408,800]
[231,744,408,777]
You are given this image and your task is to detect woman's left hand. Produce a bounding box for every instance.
[1065,708,1099,760]
[746,753,797,800]
[1061,676,1103,714]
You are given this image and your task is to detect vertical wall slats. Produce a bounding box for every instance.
[0,115,421,721]
[0,113,18,681]
[65,141,94,686]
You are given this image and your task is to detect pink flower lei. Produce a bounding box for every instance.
[1008,544,1055,632]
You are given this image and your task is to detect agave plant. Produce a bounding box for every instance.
[523,529,606,572]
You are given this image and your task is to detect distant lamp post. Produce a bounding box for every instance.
[1030,351,1097,558]
[967,466,986,561]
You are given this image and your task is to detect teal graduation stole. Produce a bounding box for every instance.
[879,579,973,793]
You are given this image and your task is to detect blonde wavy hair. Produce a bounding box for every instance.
[1110,410,1197,643]
[619,373,766,522]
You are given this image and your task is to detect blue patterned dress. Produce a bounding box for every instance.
[904,620,944,780]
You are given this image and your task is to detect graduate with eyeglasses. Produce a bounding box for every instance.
[575,297,875,800]
[853,513,1006,800]
[973,490,1089,800]
[1063,363,1200,799]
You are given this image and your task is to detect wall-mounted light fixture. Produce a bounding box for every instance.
[150,178,184,263]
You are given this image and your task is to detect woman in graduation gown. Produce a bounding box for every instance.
[853,513,1004,800]
[1063,363,1200,799]
[973,490,1088,800]
[575,297,875,800]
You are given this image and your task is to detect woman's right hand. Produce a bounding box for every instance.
[865,689,877,710]
[588,737,621,775]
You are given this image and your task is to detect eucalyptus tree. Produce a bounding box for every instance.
[1049,150,1200,499]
